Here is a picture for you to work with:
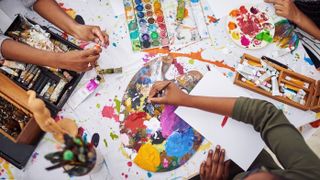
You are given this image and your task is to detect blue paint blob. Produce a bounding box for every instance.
[147,172,152,178]
[136,5,144,11]
[165,128,194,158]
[304,56,314,65]
[112,42,117,47]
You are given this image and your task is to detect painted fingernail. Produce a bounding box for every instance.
[209,149,213,154]
[222,149,225,153]
[216,145,220,149]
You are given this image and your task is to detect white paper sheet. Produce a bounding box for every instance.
[175,69,265,170]
[206,0,265,18]
[109,0,125,16]
[0,9,12,34]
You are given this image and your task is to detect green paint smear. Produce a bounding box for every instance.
[114,97,121,114]
[188,59,195,65]
[255,31,273,43]
[110,132,119,140]
[96,103,101,109]
[103,139,108,148]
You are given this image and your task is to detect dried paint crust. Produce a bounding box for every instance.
[119,56,204,172]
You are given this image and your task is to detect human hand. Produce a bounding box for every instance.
[57,48,101,72]
[73,24,109,48]
[200,146,230,180]
[148,81,189,106]
[264,0,302,23]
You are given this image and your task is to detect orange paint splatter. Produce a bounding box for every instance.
[207,15,218,23]
[228,22,237,30]
[229,9,240,17]
[144,48,235,72]
[310,119,320,128]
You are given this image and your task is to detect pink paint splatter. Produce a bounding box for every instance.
[31,152,39,163]
[127,161,133,167]
[173,61,184,75]
[240,35,250,47]
[95,93,101,96]
[163,158,169,168]
[102,106,119,122]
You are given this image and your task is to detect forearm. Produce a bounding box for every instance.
[33,0,79,37]
[180,95,236,117]
[2,39,60,67]
[294,10,320,40]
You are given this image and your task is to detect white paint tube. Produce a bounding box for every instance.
[271,76,281,96]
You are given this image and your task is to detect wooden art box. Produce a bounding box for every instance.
[234,54,320,112]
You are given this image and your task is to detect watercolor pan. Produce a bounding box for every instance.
[124,0,169,51]
[4,15,84,116]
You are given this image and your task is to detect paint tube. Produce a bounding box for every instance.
[283,83,300,92]
[189,0,209,39]
[283,88,297,100]
[243,61,265,73]
[247,60,262,67]
[3,60,26,70]
[40,82,51,96]
[285,76,309,88]
[236,64,256,76]
[271,76,281,96]
[19,64,32,82]
[261,81,272,88]
[258,72,272,84]
[98,67,123,75]
[44,83,57,99]
[50,79,67,103]
[258,83,271,92]
[28,69,41,89]
[68,76,102,109]
[238,71,254,81]
[292,90,306,104]
[261,60,279,76]
[0,66,18,76]
[241,77,255,86]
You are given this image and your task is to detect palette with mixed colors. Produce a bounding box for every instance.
[124,0,170,51]
[227,5,275,49]
[119,56,204,172]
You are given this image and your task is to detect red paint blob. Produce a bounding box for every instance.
[310,119,320,128]
[102,106,119,122]
[239,6,248,14]
[174,61,184,75]
[124,112,147,134]
[127,161,133,167]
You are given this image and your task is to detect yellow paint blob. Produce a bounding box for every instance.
[134,144,160,172]
[232,31,240,40]
[65,9,76,19]
[198,142,212,151]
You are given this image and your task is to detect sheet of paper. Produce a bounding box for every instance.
[109,0,125,16]
[0,9,12,34]
[175,69,265,170]
[206,0,264,18]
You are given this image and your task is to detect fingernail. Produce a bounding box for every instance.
[221,149,225,153]
[216,145,220,150]
[209,149,213,154]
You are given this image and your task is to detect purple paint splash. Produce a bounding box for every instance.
[160,105,190,138]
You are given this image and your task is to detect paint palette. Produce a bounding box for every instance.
[124,0,170,51]
[227,5,275,49]
[119,56,204,172]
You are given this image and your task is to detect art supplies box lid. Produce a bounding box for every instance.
[175,68,265,170]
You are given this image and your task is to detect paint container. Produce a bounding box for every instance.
[50,79,67,103]
[0,66,19,77]
[285,76,309,88]
[68,76,101,109]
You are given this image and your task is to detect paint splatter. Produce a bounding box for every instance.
[110,132,119,140]
[103,139,108,148]
[112,42,117,47]
[114,97,121,114]
[240,35,250,47]
[207,15,219,24]
[221,116,229,128]
[188,59,195,65]
[124,112,147,134]
[174,61,185,75]
[31,152,39,163]
[102,106,119,122]
[127,161,133,167]
[310,119,320,128]
[304,55,313,65]
[147,172,152,178]
[96,103,101,109]
[144,48,235,72]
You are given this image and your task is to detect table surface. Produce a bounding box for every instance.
[0,0,319,180]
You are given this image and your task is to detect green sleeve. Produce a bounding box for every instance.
[232,97,320,180]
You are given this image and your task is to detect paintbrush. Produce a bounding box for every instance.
[154,81,172,98]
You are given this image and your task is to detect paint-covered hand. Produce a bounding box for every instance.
[73,24,109,48]
[264,0,302,23]
[200,146,230,180]
[58,48,101,72]
[148,81,188,106]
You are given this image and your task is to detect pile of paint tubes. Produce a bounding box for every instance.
[236,59,308,105]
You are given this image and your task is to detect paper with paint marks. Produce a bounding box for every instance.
[206,0,264,19]
[109,0,125,16]
[175,68,265,170]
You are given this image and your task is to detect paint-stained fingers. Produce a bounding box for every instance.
[211,145,220,174]
[92,27,105,45]
[200,161,206,180]
[215,149,225,179]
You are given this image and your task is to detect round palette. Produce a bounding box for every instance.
[119,56,204,172]
[227,5,275,49]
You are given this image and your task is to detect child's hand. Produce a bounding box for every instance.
[73,24,109,48]
[148,81,188,106]
[200,146,230,180]
[57,48,101,72]
[264,0,302,23]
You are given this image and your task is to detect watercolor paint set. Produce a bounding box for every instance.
[123,0,170,51]
[234,54,320,112]
[2,15,84,116]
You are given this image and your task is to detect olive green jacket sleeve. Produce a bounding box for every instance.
[232,97,320,180]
